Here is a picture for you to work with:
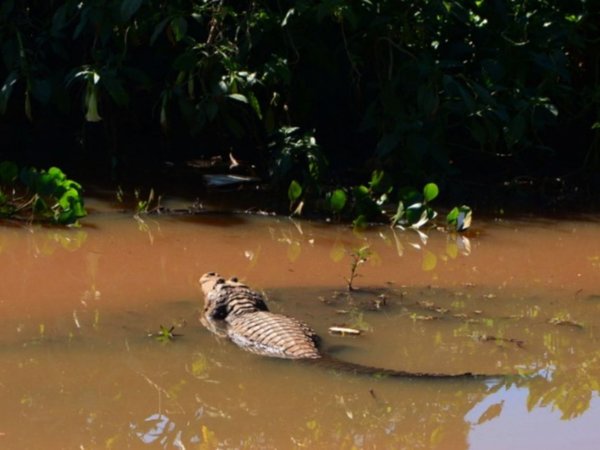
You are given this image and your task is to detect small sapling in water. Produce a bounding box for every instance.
[346,245,371,291]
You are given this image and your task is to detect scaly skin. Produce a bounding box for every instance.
[199,272,500,378]
[200,272,320,359]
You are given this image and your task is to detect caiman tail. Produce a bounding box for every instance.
[306,355,494,379]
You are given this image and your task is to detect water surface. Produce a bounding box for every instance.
[1,206,600,449]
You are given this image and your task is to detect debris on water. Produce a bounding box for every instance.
[409,313,439,321]
[417,300,449,314]
[372,294,387,309]
[548,316,584,329]
[329,326,362,336]
[475,334,525,349]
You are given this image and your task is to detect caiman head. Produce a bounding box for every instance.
[199,272,225,296]
[199,271,267,321]
[199,272,247,318]
[200,272,243,295]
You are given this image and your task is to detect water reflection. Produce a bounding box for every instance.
[467,386,600,450]
[2,213,600,448]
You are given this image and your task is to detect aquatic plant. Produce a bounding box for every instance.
[0,161,86,225]
[149,325,181,343]
[346,245,371,291]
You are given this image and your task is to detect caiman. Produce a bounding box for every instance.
[199,272,498,379]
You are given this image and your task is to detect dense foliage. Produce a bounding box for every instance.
[0,161,86,224]
[0,1,598,209]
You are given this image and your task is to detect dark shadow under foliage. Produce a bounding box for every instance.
[0,0,598,211]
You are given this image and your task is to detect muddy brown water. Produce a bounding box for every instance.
[1,203,600,449]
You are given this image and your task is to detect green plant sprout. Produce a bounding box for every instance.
[149,325,182,343]
[346,245,371,291]
[134,188,162,214]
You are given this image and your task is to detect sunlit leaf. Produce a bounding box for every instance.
[228,93,248,104]
[410,209,430,229]
[329,189,346,213]
[290,199,304,216]
[288,179,302,203]
[423,182,439,203]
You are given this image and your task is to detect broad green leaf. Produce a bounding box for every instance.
[447,207,459,224]
[423,182,439,203]
[48,166,66,181]
[329,189,347,213]
[288,180,302,203]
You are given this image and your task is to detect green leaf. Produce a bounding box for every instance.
[58,188,79,209]
[423,183,439,203]
[170,16,188,42]
[390,201,405,227]
[288,180,302,203]
[329,189,347,213]
[447,205,472,231]
[48,167,66,182]
[447,207,459,224]
[228,93,248,104]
